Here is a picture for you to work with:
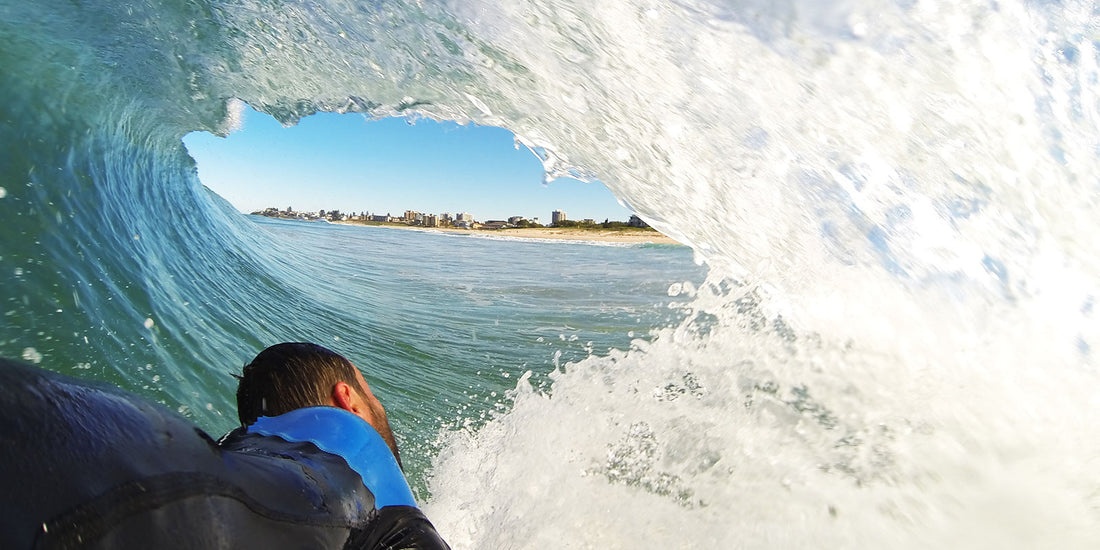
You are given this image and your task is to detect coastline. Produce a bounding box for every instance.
[330,220,683,245]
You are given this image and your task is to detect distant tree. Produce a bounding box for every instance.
[552,219,582,228]
[319,209,326,218]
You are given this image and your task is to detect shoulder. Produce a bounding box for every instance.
[233,407,418,509]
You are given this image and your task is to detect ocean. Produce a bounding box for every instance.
[1,0,1098,548]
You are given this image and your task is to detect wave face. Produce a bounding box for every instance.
[2,0,1098,547]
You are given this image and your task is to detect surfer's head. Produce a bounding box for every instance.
[236,342,400,463]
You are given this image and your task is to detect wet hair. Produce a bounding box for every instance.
[236,342,363,426]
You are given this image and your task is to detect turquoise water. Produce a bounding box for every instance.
[0,184,703,492]
[240,217,705,486]
[2,0,1099,547]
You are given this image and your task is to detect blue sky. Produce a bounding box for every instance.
[183,105,632,223]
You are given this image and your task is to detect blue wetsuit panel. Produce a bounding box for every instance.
[248,407,417,508]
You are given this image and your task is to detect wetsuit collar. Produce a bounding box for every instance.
[247,407,417,508]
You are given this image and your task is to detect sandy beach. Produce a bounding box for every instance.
[489,227,681,244]
[333,221,682,245]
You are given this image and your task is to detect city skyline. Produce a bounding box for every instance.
[183,104,633,223]
[252,204,652,233]
[251,204,615,225]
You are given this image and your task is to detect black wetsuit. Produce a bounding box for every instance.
[0,357,449,549]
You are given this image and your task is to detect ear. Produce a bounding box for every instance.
[331,381,360,414]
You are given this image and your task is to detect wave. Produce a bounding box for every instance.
[1,0,1098,547]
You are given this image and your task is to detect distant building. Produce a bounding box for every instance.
[371,214,389,223]
[628,214,649,228]
[404,210,420,224]
[508,216,526,225]
[482,220,510,230]
[440,213,454,225]
[456,212,473,223]
[552,210,567,225]
[423,214,439,227]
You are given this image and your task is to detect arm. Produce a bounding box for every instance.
[343,506,451,550]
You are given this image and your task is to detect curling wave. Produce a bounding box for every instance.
[1,0,1098,547]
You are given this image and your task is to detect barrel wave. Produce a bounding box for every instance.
[1,0,1098,548]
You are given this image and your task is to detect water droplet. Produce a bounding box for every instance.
[143,318,154,329]
[21,347,42,364]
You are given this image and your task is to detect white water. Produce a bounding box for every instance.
[408,1,1100,547]
[426,269,1098,547]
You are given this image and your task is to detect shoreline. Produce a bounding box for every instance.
[330,220,683,245]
